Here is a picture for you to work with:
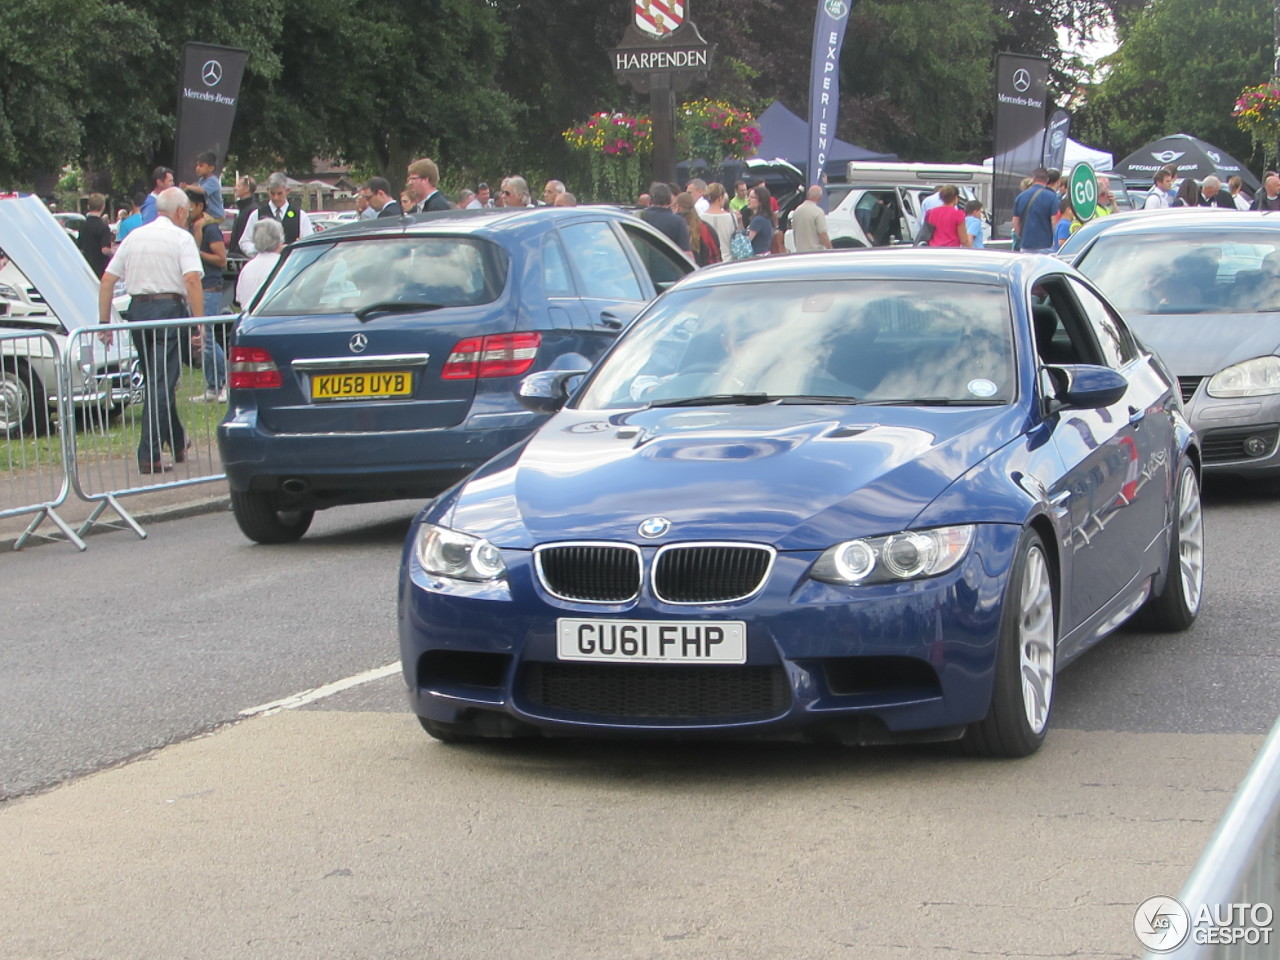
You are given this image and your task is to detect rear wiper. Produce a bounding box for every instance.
[648,393,775,408]
[355,301,444,323]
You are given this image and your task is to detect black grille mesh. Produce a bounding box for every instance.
[537,545,640,602]
[653,545,771,603]
[1178,377,1203,403]
[524,662,790,721]
[1200,424,1280,464]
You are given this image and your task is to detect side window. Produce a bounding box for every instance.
[1068,278,1138,368]
[621,223,693,292]
[1030,275,1101,367]
[542,232,574,297]
[561,220,644,301]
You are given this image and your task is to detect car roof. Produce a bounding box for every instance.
[1060,209,1280,261]
[288,204,647,246]
[671,248,1044,291]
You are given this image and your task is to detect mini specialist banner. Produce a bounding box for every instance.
[174,43,248,185]
[992,54,1048,239]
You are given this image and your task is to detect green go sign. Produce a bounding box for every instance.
[1069,163,1098,222]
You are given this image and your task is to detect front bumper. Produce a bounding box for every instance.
[397,523,1023,742]
[1183,386,1280,476]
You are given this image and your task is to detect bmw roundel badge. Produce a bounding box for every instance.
[638,517,671,539]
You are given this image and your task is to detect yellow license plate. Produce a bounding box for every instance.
[311,371,413,400]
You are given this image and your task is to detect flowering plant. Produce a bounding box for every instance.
[563,111,653,202]
[677,99,763,163]
[1233,82,1280,169]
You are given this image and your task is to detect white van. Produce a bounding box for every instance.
[815,162,993,249]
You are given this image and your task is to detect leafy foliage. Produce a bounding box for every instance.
[1073,0,1272,165]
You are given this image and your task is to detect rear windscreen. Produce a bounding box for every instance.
[253,236,509,316]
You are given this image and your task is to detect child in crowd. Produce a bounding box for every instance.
[1054,198,1075,250]
[964,200,985,250]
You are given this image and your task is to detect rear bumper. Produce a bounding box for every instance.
[217,407,536,507]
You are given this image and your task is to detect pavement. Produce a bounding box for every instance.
[0,707,1264,959]
[2,457,229,551]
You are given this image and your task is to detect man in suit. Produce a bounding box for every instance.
[364,177,402,218]
[406,158,451,213]
[1251,174,1280,211]
[239,172,314,255]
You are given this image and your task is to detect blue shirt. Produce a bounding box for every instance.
[139,193,157,224]
[198,172,224,219]
[1053,218,1072,249]
[965,215,984,249]
[1012,184,1057,252]
[116,212,143,241]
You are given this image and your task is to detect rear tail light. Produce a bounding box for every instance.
[229,345,282,389]
[442,332,541,379]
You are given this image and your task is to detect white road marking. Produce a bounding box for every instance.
[239,661,401,718]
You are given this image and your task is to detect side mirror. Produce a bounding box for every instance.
[1044,363,1128,410]
[518,369,590,415]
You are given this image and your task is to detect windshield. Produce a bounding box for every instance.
[253,236,508,316]
[1077,231,1280,314]
[576,279,1015,409]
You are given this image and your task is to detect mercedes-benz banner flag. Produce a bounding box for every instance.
[991,54,1048,239]
[1042,108,1071,172]
[174,43,248,187]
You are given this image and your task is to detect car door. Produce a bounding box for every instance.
[1035,274,1168,634]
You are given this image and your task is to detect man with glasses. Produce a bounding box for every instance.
[500,176,533,207]
[363,177,401,218]
[406,158,451,213]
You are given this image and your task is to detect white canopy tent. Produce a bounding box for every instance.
[982,138,1114,173]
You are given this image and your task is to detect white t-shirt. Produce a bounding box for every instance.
[236,251,282,309]
[104,216,202,294]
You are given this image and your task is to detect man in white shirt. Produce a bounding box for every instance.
[686,178,710,214]
[1144,170,1174,210]
[97,187,204,474]
[239,172,314,256]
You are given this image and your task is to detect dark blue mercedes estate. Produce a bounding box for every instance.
[217,207,693,543]
[398,250,1204,757]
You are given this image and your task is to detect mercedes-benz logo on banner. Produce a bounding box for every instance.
[1012,68,1031,92]
[349,333,368,354]
[201,59,223,87]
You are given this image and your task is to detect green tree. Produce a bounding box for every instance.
[1075,0,1272,166]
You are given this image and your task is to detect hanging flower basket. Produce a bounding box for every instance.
[677,99,763,166]
[562,111,653,203]
[1233,82,1280,169]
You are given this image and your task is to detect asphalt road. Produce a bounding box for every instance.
[1,481,1277,958]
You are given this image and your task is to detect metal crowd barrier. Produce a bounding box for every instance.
[2,315,236,551]
[1147,714,1280,958]
[0,329,80,546]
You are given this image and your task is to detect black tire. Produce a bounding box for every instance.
[0,359,52,439]
[417,716,481,743]
[229,489,314,544]
[1134,461,1204,632]
[963,528,1056,758]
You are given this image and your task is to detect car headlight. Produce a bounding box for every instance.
[811,525,975,585]
[1206,356,1280,398]
[414,523,506,582]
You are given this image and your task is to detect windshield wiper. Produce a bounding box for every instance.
[866,397,1005,406]
[648,393,775,408]
[776,394,859,405]
[355,301,444,323]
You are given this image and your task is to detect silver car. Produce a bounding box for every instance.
[1068,210,1280,478]
[0,196,139,438]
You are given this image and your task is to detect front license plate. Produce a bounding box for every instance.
[556,619,747,664]
[311,371,413,401]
